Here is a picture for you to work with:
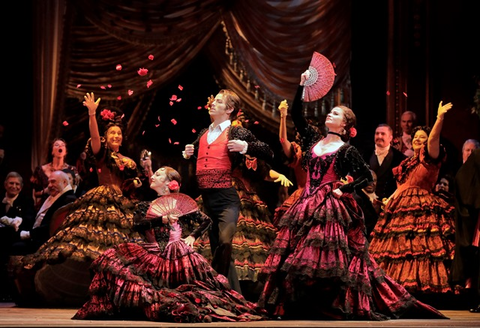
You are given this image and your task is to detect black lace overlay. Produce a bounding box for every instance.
[307,152,335,193]
[291,86,372,195]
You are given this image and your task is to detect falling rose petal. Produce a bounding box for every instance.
[254,121,259,124]
[148,54,154,60]
[254,85,260,89]
[137,68,148,76]
[178,85,183,91]
[168,138,172,144]
[142,130,145,135]
[107,84,112,88]
[62,121,69,126]
[76,84,81,88]
[403,92,408,97]
[197,106,202,110]
[171,119,177,125]
[121,114,125,119]
[117,96,122,100]
[98,168,102,173]
[386,91,391,96]
[128,90,134,96]
[174,141,179,145]
[169,101,174,106]
[192,128,196,133]
[170,95,178,101]
[176,98,182,102]
[155,124,160,128]
[116,64,122,71]
[146,80,153,88]
[245,119,250,123]
[157,116,161,121]
[100,86,106,89]
[89,167,93,172]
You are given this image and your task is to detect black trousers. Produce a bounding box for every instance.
[201,187,242,294]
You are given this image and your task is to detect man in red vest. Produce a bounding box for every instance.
[183,89,273,293]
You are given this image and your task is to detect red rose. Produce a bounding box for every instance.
[168,180,180,191]
[349,127,357,138]
[100,109,115,121]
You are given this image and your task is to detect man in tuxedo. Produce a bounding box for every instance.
[10,170,77,255]
[367,124,406,200]
[0,171,35,300]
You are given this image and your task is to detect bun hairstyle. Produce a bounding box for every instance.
[161,166,182,193]
[337,105,357,142]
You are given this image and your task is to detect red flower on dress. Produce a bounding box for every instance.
[349,127,357,138]
[168,180,180,191]
[100,109,115,121]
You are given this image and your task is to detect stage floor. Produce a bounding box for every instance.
[0,302,478,328]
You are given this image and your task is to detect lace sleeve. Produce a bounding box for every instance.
[230,126,274,161]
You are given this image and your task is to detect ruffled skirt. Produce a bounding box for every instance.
[15,185,143,306]
[258,181,446,320]
[369,187,455,294]
[73,240,267,322]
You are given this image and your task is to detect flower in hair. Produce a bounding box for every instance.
[168,180,180,191]
[100,109,115,121]
[349,127,357,138]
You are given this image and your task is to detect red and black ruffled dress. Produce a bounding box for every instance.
[74,201,267,323]
[258,85,447,320]
[369,145,455,294]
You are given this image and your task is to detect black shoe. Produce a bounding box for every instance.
[469,304,480,313]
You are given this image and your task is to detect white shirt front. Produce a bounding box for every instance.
[207,120,231,144]
[375,145,390,166]
[33,185,72,228]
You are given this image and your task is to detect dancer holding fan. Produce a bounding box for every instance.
[74,166,267,323]
[302,51,336,102]
[258,58,447,320]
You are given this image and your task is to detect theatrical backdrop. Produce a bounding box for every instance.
[2,0,479,203]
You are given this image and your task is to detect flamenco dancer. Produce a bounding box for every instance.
[257,69,447,320]
[14,93,143,307]
[73,166,267,323]
[369,102,456,303]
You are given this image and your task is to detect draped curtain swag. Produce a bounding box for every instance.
[33,0,352,168]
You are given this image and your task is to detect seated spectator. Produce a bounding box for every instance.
[0,172,35,301]
[11,170,77,255]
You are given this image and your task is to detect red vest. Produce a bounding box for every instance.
[196,129,233,189]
